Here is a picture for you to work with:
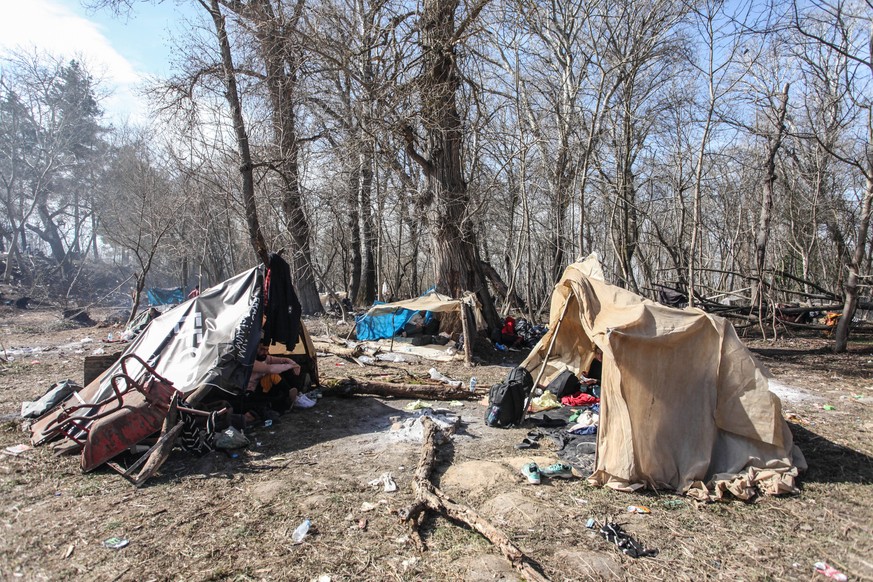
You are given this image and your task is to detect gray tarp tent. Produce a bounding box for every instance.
[522,254,806,500]
[30,266,318,475]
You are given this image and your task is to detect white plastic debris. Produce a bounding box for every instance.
[368,472,398,493]
[428,367,462,388]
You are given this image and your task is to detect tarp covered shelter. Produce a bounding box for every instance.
[146,286,184,306]
[356,290,485,341]
[31,261,318,476]
[522,254,805,500]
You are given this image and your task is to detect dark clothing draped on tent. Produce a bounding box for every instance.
[262,253,302,349]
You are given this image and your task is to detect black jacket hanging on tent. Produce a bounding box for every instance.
[262,253,302,349]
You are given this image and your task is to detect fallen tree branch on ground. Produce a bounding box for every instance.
[400,417,551,582]
[312,341,363,359]
[321,378,480,400]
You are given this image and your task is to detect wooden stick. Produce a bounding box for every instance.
[524,294,573,422]
[460,303,474,367]
[401,418,551,582]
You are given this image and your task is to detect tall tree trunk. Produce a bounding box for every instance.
[834,169,873,352]
[247,0,322,314]
[753,84,790,310]
[347,157,363,304]
[406,0,500,333]
[360,137,377,305]
[206,0,269,265]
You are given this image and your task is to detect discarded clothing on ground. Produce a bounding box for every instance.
[599,522,659,558]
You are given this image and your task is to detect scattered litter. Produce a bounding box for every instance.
[358,518,368,530]
[448,400,464,407]
[585,518,596,529]
[91,348,106,355]
[214,427,250,450]
[368,472,398,493]
[358,355,375,365]
[63,544,74,559]
[30,360,40,365]
[528,391,561,412]
[661,500,686,510]
[102,537,129,550]
[822,405,836,411]
[405,400,433,411]
[599,522,658,558]
[814,562,847,581]
[571,497,589,505]
[291,519,311,544]
[428,368,462,388]
[469,377,478,392]
[627,505,651,514]
[388,410,460,442]
[376,353,408,363]
[314,576,331,582]
[784,413,807,424]
[394,535,410,545]
[2,444,32,457]
[360,502,378,512]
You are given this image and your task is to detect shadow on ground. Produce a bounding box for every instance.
[790,423,873,485]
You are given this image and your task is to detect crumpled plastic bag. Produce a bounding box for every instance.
[213,426,250,450]
[528,391,561,412]
[428,368,462,388]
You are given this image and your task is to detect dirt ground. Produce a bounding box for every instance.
[1,306,871,581]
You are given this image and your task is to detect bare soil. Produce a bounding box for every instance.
[1,307,871,581]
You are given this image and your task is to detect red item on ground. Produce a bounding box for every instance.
[561,393,600,406]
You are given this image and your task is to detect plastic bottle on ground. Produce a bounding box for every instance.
[469,377,478,392]
[291,519,311,544]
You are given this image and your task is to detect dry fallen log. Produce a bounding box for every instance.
[400,417,551,582]
[313,341,363,359]
[322,378,480,400]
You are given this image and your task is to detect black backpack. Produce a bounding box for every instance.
[546,370,581,399]
[485,367,534,428]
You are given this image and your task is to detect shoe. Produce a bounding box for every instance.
[515,438,539,450]
[540,462,574,479]
[295,393,316,409]
[521,462,541,485]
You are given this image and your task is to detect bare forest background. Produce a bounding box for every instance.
[0,0,871,351]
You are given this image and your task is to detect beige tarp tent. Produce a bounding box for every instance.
[364,290,484,322]
[522,254,806,500]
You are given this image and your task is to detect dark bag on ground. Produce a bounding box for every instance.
[485,367,533,428]
[546,370,581,399]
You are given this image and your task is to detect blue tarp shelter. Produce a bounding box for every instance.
[145,287,184,306]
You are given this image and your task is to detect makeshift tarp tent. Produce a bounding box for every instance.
[522,254,806,500]
[355,290,486,364]
[30,261,318,477]
[146,287,184,306]
[356,290,485,340]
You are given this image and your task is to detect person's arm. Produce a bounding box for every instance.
[265,354,300,374]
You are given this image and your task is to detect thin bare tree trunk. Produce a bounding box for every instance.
[206,0,269,265]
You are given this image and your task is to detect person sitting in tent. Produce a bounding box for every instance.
[581,346,603,397]
[402,311,427,337]
[244,342,304,422]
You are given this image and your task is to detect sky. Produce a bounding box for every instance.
[0,0,200,123]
